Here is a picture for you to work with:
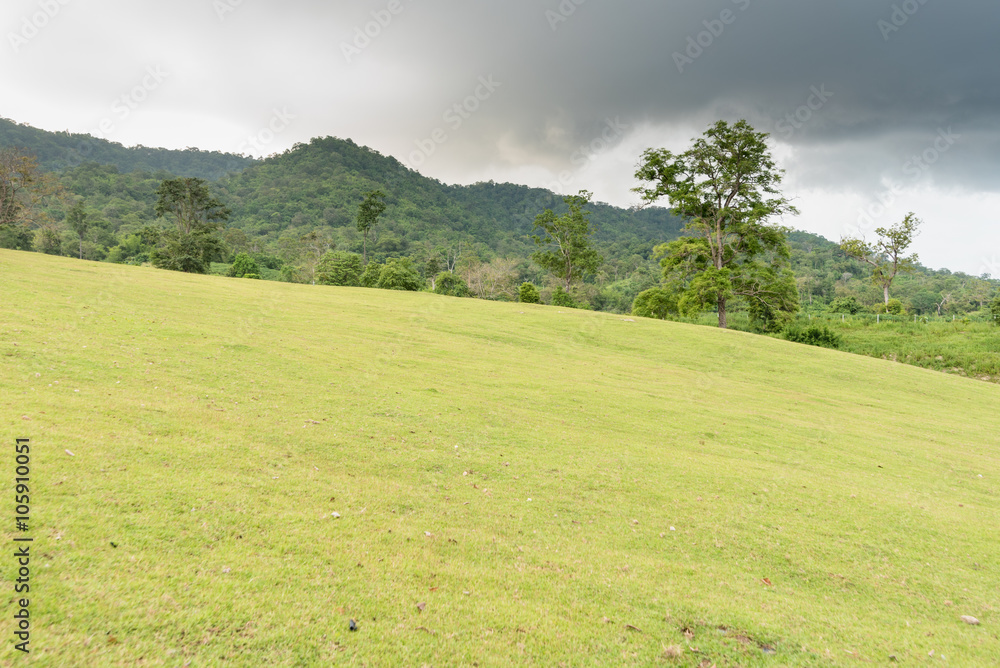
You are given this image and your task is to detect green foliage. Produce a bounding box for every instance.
[434,271,471,297]
[828,296,862,314]
[359,261,381,288]
[631,287,677,320]
[991,296,1000,324]
[228,252,260,278]
[635,120,798,329]
[783,325,842,349]
[518,282,540,304]
[840,213,921,304]
[375,257,423,291]
[551,287,577,308]
[886,298,904,315]
[242,273,261,280]
[531,190,603,289]
[316,251,363,287]
[356,189,387,263]
[151,178,229,273]
[0,117,255,178]
[66,200,89,259]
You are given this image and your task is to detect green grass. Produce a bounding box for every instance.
[2,249,998,666]
[695,312,1000,383]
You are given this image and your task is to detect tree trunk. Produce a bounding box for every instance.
[884,284,890,304]
[362,233,367,264]
[718,294,728,329]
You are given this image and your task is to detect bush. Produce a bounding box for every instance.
[434,271,471,297]
[229,253,260,278]
[991,296,1000,324]
[359,261,382,288]
[631,287,676,320]
[551,287,576,308]
[518,282,540,304]
[375,257,423,291]
[317,251,363,287]
[828,296,862,314]
[783,325,842,349]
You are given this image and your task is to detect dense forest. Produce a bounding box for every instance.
[1,118,997,319]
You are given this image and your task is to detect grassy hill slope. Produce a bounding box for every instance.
[1,250,997,666]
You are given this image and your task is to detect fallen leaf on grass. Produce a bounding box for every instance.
[416,602,426,612]
[961,616,980,625]
[761,578,773,586]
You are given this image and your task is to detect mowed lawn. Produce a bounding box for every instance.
[1,249,997,667]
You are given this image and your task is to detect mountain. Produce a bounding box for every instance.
[0,116,255,180]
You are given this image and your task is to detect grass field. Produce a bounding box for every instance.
[1,249,998,666]
[697,312,1000,384]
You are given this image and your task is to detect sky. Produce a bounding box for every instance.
[2,0,999,275]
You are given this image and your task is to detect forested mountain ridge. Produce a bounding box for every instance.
[2,118,996,316]
[0,116,255,180]
[215,136,686,255]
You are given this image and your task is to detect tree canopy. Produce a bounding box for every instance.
[634,119,799,329]
[840,213,921,305]
[531,190,603,290]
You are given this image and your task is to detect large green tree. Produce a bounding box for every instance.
[356,189,386,264]
[67,200,89,259]
[531,190,603,290]
[634,120,798,329]
[151,177,230,273]
[840,213,921,305]
[0,148,51,251]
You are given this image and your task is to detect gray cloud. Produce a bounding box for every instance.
[3,0,999,270]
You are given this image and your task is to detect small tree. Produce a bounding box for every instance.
[840,213,920,305]
[531,190,603,290]
[434,271,471,297]
[356,189,387,264]
[828,296,862,314]
[229,252,260,278]
[518,282,540,304]
[151,177,229,273]
[317,251,363,286]
[632,287,677,320]
[375,257,423,291]
[990,295,1000,324]
[359,261,382,287]
[67,200,89,259]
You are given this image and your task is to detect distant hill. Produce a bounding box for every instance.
[0,117,255,180]
[216,136,686,250]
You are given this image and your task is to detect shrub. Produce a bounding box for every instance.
[828,296,862,314]
[359,261,382,288]
[317,251,363,287]
[783,325,842,349]
[551,287,576,308]
[631,288,676,320]
[376,257,423,291]
[434,271,471,297]
[886,298,904,315]
[518,282,540,304]
[228,252,260,278]
[991,296,1000,324]
[242,273,261,280]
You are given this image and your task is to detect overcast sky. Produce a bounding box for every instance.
[3,0,998,274]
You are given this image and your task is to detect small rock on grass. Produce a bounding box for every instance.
[961,615,980,625]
